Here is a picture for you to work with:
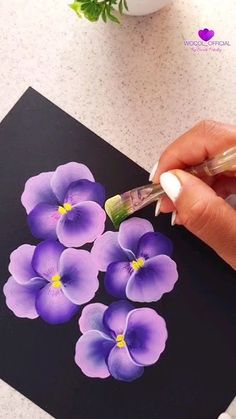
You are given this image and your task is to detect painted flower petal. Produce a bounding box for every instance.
[91,231,128,272]
[125,308,167,366]
[137,232,173,259]
[75,330,114,378]
[64,179,105,207]
[3,276,46,319]
[21,171,57,214]
[8,244,37,284]
[118,217,154,257]
[105,261,132,298]
[35,283,79,324]
[108,345,144,382]
[57,201,106,247]
[126,255,178,302]
[51,162,94,203]
[103,300,134,336]
[28,203,60,240]
[32,240,65,281]
[79,303,108,334]
[59,249,99,305]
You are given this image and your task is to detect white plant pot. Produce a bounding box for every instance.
[123,0,171,16]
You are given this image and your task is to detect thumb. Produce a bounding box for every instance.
[160,170,236,269]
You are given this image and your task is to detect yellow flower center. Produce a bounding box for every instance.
[58,202,72,215]
[131,257,145,271]
[116,334,126,348]
[51,274,62,288]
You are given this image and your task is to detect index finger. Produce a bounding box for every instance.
[153,120,236,183]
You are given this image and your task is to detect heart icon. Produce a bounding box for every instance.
[198,28,215,41]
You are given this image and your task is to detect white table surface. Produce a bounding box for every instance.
[0,0,235,417]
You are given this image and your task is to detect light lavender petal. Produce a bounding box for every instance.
[79,303,108,334]
[21,171,57,214]
[59,249,99,305]
[56,201,106,248]
[107,345,144,382]
[32,240,65,281]
[104,261,132,298]
[28,203,60,240]
[118,217,154,257]
[75,330,114,378]
[51,162,94,203]
[3,276,45,319]
[8,244,37,284]
[137,232,173,259]
[125,308,168,366]
[91,231,128,272]
[103,300,134,336]
[35,283,79,324]
[126,255,178,302]
[64,179,105,207]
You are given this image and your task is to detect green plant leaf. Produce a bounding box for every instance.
[107,12,120,23]
[81,2,91,11]
[71,0,122,24]
[81,1,102,21]
[105,2,120,23]
[118,0,123,15]
[69,1,82,18]
[123,0,128,11]
[102,6,107,22]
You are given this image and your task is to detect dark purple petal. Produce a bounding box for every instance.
[64,179,105,207]
[28,203,60,240]
[75,330,114,378]
[3,276,46,319]
[137,232,173,259]
[21,171,57,214]
[56,201,106,247]
[118,217,153,257]
[79,303,108,334]
[103,300,134,336]
[126,255,178,302]
[125,308,167,366]
[51,162,94,203]
[35,283,79,324]
[59,249,99,305]
[32,240,65,281]
[8,244,37,284]
[105,261,132,298]
[107,345,144,382]
[91,232,128,272]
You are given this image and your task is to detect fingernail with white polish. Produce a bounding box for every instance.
[217,413,232,419]
[155,198,162,217]
[160,172,182,202]
[149,161,159,182]
[171,211,177,226]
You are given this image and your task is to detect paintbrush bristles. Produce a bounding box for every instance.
[105,194,133,229]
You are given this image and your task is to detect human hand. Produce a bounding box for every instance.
[150,120,236,269]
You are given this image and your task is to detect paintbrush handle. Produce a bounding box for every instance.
[188,146,236,177]
[127,184,165,211]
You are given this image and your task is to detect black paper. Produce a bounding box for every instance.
[0,88,235,419]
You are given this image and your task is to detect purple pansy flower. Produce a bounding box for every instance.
[3,240,99,324]
[91,217,178,302]
[75,300,167,382]
[21,162,106,247]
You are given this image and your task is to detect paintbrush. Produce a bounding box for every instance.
[105,146,236,229]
